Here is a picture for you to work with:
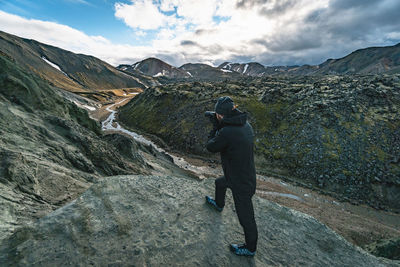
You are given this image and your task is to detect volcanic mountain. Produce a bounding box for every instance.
[118,57,191,79]
[218,62,266,76]
[315,43,400,75]
[179,63,242,80]
[117,42,400,80]
[217,42,400,76]
[0,31,146,92]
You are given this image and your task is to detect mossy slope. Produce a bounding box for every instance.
[119,76,400,211]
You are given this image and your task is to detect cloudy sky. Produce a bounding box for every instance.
[1,0,400,67]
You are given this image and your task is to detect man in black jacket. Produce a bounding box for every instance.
[205,96,258,257]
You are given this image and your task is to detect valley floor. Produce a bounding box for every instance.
[89,94,400,252]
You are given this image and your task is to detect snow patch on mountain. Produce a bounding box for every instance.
[243,64,249,74]
[222,62,232,70]
[221,69,232,73]
[132,63,140,70]
[41,56,68,77]
[153,70,169,77]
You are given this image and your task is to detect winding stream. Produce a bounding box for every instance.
[101,98,214,179]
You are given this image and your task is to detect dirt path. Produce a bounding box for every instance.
[85,95,400,250]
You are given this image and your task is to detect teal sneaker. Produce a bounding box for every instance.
[205,196,223,212]
[230,244,256,257]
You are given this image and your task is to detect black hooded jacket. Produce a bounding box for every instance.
[206,110,256,195]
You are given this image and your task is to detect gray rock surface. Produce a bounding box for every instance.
[1,175,396,266]
[0,53,149,241]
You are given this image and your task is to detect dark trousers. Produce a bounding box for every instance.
[215,176,258,252]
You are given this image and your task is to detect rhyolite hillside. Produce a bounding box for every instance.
[118,76,400,211]
[0,31,145,92]
[0,175,396,266]
[315,43,400,75]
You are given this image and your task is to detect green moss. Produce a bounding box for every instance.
[327,151,340,160]
[323,128,342,155]
[272,149,286,160]
[234,97,269,131]
[236,97,293,134]
[119,94,182,135]
[340,121,352,130]
[276,120,289,132]
[342,169,352,176]
[181,120,194,134]
[372,145,387,162]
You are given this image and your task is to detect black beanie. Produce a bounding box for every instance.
[215,96,234,115]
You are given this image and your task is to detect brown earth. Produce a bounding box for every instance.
[255,178,400,248]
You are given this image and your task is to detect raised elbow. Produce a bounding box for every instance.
[206,142,218,153]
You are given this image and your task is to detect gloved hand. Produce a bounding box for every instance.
[210,113,220,130]
[205,111,220,139]
[205,111,220,130]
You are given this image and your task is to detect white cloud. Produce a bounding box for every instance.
[2,0,400,68]
[174,0,218,26]
[114,0,171,30]
[135,30,147,37]
[0,10,153,66]
[157,28,175,40]
[111,0,334,65]
[160,0,179,12]
[386,32,400,40]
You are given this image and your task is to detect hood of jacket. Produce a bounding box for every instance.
[221,109,247,126]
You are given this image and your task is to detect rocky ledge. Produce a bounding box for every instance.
[1,175,396,266]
